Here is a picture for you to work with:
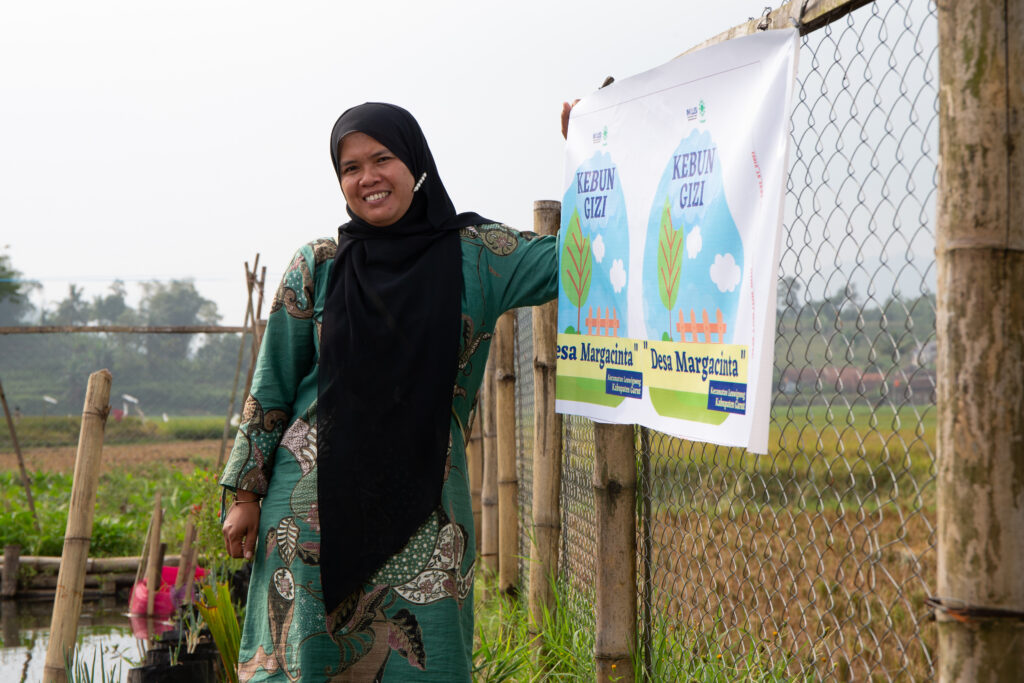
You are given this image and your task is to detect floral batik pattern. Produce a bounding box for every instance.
[222,228,557,681]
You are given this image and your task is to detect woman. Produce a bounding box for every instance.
[220,102,558,681]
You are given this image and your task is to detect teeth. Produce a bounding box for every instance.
[365,191,390,202]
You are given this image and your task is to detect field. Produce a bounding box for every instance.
[0,438,221,473]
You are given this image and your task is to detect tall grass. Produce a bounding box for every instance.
[472,573,805,681]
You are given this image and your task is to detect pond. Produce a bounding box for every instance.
[0,597,142,682]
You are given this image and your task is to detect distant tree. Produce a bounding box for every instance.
[139,280,220,363]
[91,280,133,324]
[50,285,92,325]
[0,249,38,324]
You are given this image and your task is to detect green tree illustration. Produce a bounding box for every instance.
[657,196,684,339]
[560,208,592,333]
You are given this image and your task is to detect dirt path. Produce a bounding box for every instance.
[0,439,223,473]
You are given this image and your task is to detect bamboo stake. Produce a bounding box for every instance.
[0,377,38,530]
[218,260,258,468]
[241,257,263,407]
[494,311,519,597]
[593,422,636,683]
[936,2,1024,680]
[528,200,563,634]
[467,410,484,553]
[174,522,196,595]
[2,545,20,598]
[145,494,163,617]
[481,357,499,582]
[42,369,111,683]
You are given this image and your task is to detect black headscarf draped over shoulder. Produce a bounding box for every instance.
[317,103,490,616]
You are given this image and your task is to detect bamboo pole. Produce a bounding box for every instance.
[145,493,163,617]
[481,357,499,581]
[241,259,267,407]
[0,554,183,574]
[174,522,196,594]
[935,2,1024,680]
[218,260,258,467]
[494,311,519,597]
[42,369,111,683]
[467,410,484,553]
[528,200,563,634]
[0,377,38,530]
[2,545,20,598]
[0,325,249,335]
[593,423,636,683]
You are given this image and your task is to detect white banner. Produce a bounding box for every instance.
[555,29,799,454]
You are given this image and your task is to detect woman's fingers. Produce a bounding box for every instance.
[222,504,260,558]
[561,100,580,140]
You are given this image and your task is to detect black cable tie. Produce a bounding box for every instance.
[925,596,1024,624]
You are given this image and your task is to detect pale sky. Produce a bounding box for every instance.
[1,1,771,324]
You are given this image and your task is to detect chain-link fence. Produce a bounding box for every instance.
[513,0,938,679]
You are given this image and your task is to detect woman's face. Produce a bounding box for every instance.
[337,132,416,227]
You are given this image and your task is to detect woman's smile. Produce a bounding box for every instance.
[338,131,416,226]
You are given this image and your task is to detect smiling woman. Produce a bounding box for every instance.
[218,102,560,682]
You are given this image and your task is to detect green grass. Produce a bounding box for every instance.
[0,415,224,449]
[472,573,809,681]
[0,464,232,571]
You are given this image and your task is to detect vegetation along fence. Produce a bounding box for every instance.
[494,0,952,680]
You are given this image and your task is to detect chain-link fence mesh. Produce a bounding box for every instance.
[513,0,938,679]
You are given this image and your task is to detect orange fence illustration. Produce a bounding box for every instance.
[584,307,619,337]
[676,308,726,343]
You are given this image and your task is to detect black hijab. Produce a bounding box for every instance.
[317,103,489,615]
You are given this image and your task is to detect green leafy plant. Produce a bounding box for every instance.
[657,195,684,339]
[560,208,592,334]
[64,644,125,683]
[197,581,242,683]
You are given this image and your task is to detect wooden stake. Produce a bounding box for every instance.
[467,412,484,554]
[43,369,111,683]
[593,423,636,683]
[481,357,499,582]
[2,545,20,599]
[0,377,38,530]
[494,311,519,597]
[936,2,1024,680]
[218,260,258,468]
[174,522,196,594]
[145,494,163,617]
[528,200,563,634]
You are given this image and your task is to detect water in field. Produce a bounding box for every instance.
[0,598,141,683]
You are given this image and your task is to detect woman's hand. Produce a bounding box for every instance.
[222,493,261,560]
[561,100,580,140]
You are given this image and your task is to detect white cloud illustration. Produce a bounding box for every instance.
[710,253,741,292]
[609,259,627,293]
[686,224,703,258]
[592,234,606,263]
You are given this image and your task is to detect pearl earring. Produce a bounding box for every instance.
[413,172,427,192]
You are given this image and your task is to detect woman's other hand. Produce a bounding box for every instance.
[561,99,579,140]
[223,493,261,559]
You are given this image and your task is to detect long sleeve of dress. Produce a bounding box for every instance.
[219,240,331,497]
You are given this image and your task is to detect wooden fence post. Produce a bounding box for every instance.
[936,2,1024,681]
[528,200,563,633]
[2,545,20,599]
[481,357,499,582]
[43,369,111,683]
[593,423,636,683]
[494,311,519,597]
[467,411,484,554]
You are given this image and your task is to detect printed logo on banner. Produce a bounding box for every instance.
[686,106,698,122]
[698,99,707,122]
[592,126,609,146]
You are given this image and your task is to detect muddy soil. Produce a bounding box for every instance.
[0,439,222,473]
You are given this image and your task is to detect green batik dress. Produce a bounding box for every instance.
[220,224,557,682]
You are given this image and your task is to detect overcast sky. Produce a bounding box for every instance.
[2,1,774,323]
